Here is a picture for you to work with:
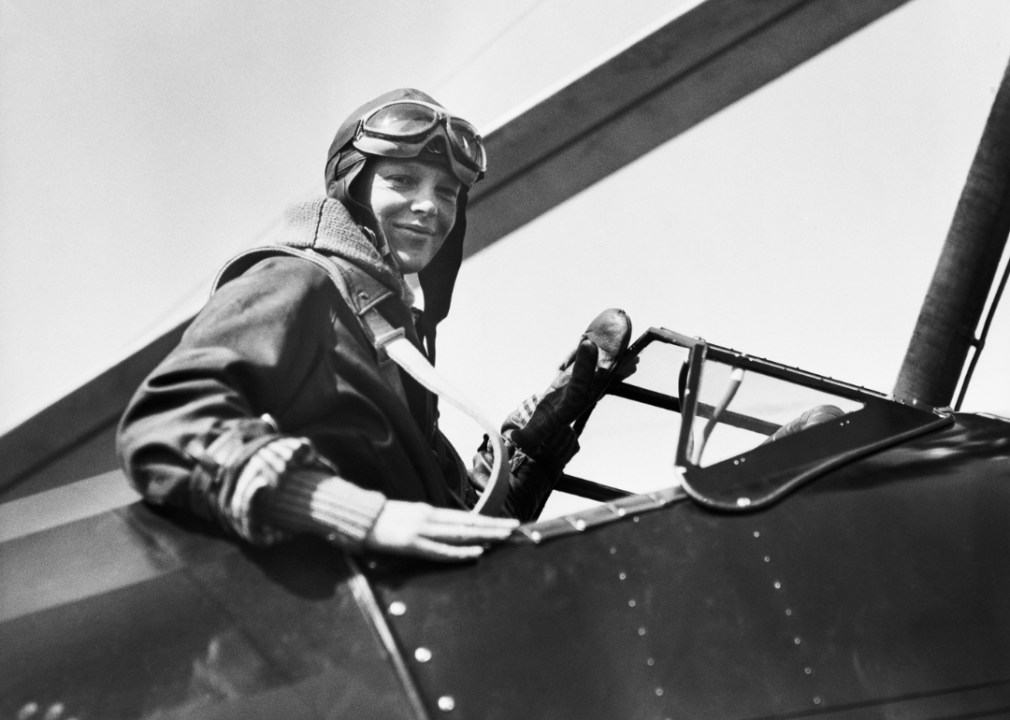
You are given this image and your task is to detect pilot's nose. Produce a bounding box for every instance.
[411,190,438,216]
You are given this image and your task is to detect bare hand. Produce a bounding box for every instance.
[364,500,519,561]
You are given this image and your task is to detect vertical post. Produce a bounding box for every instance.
[893,55,1010,408]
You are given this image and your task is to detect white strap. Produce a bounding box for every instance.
[320,257,511,516]
[379,335,510,516]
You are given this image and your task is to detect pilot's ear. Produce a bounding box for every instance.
[326,180,341,199]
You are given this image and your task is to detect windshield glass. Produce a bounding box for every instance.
[688,358,864,468]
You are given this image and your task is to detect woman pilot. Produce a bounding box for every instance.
[117,88,631,561]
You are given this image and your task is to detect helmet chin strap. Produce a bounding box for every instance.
[359,225,412,306]
[366,222,395,264]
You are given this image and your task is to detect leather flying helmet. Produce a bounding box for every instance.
[325,89,483,354]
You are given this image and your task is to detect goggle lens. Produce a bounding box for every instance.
[365,102,440,138]
[447,120,486,169]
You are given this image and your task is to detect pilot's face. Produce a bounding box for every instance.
[361,158,460,275]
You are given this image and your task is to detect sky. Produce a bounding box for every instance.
[2,0,1010,487]
[0,0,693,431]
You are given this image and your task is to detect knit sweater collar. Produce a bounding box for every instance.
[278,196,413,304]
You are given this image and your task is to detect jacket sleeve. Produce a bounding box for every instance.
[116,256,384,545]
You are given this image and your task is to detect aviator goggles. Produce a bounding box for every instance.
[354,100,487,186]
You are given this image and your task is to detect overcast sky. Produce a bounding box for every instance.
[2,0,1010,472]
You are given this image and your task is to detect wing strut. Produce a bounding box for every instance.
[894,52,1010,408]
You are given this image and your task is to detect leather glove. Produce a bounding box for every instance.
[506,338,599,463]
[505,308,633,465]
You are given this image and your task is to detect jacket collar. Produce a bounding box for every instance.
[279,197,413,303]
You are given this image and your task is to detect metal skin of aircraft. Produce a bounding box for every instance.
[2,328,1009,719]
[3,1,1010,718]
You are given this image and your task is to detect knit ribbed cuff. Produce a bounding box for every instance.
[257,468,387,551]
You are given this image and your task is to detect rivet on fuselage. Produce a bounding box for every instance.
[438,696,456,711]
[388,601,406,616]
[415,647,432,663]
